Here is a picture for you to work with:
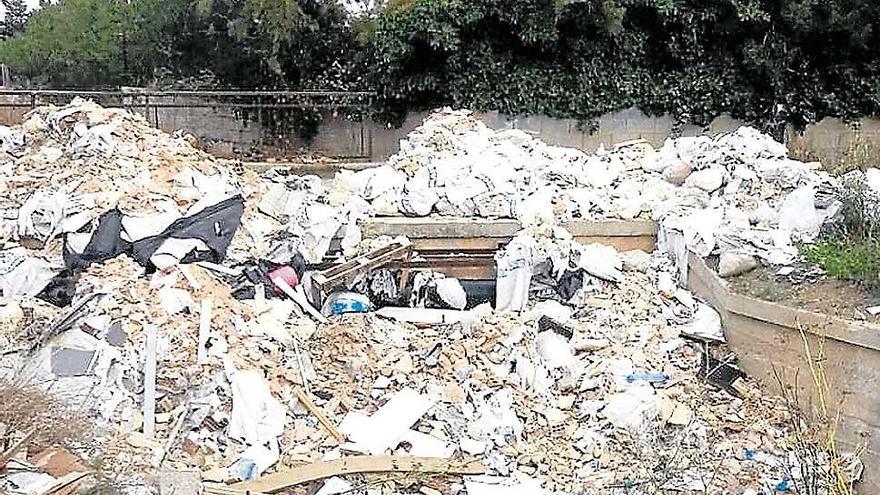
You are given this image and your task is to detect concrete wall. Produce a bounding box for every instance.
[2,94,879,166]
[687,253,880,493]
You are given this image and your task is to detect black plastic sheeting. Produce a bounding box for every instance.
[229,254,307,300]
[39,196,244,307]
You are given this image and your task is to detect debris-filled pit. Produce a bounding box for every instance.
[0,101,866,494]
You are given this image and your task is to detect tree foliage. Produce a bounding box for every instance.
[0,0,363,88]
[369,0,880,127]
[1,0,879,129]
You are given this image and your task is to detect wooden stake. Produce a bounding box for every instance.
[292,388,345,444]
[143,324,158,440]
[0,428,36,469]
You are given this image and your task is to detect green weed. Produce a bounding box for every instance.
[801,237,880,286]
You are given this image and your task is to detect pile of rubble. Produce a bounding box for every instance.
[0,101,859,495]
[333,110,840,267]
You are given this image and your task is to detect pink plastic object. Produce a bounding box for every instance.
[268,265,299,294]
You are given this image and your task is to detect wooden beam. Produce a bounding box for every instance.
[230,456,485,493]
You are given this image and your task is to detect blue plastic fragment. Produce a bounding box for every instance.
[331,299,368,315]
[625,372,669,384]
[775,477,790,491]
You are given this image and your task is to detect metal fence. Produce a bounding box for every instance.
[0,89,377,159]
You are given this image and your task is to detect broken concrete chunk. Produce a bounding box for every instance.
[662,161,693,185]
[620,249,651,273]
[434,277,467,310]
[684,167,724,192]
[603,385,658,431]
[157,469,201,495]
[718,252,759,278]
[315,476,353,495]
[677,302,725,342]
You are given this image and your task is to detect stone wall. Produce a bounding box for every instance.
[1,94,879,166]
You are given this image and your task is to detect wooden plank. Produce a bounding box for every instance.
[360,217,658,240]
[687,254,880,352]
[313,243,413,300]
[231,456,485,493]
[410,237,504,251]
[573,235,656,252]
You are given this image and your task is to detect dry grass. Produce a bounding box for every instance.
[0,381,90,455]
[789,133,880,175]
[772,325,863,495]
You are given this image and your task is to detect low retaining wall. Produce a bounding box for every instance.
[687,253,879,493]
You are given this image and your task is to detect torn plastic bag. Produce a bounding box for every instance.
[228,370,286,445]
[410,272,468,310]
[0,252,63,298]
[150,238,210,270]
[299,203,343,262]
[130,195,244,269]
[119,206,182,242]
[778,186,822,241]
[603,384,658,431]
[17,186,94,244]
[677,302,725,342]
[229,255,306,300]
[555,270,583,301]
[37,269,80,307]
[495,241,534,312]
[64,209,129,270]
[64,196,243,271]
[575,244,623,283]
[400,183,439,217]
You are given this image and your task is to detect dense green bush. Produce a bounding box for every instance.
[370,0,880,127]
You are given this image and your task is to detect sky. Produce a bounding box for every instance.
[1,1,382,20]
[0,1,43,20]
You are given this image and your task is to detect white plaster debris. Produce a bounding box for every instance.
[0,103,859,495]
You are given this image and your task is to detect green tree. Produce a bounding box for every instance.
[0,0,364,89]
[0,0,126,86]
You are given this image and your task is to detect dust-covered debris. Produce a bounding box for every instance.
[0,102,860,495]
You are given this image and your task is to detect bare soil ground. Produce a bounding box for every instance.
[726,265,880,322]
